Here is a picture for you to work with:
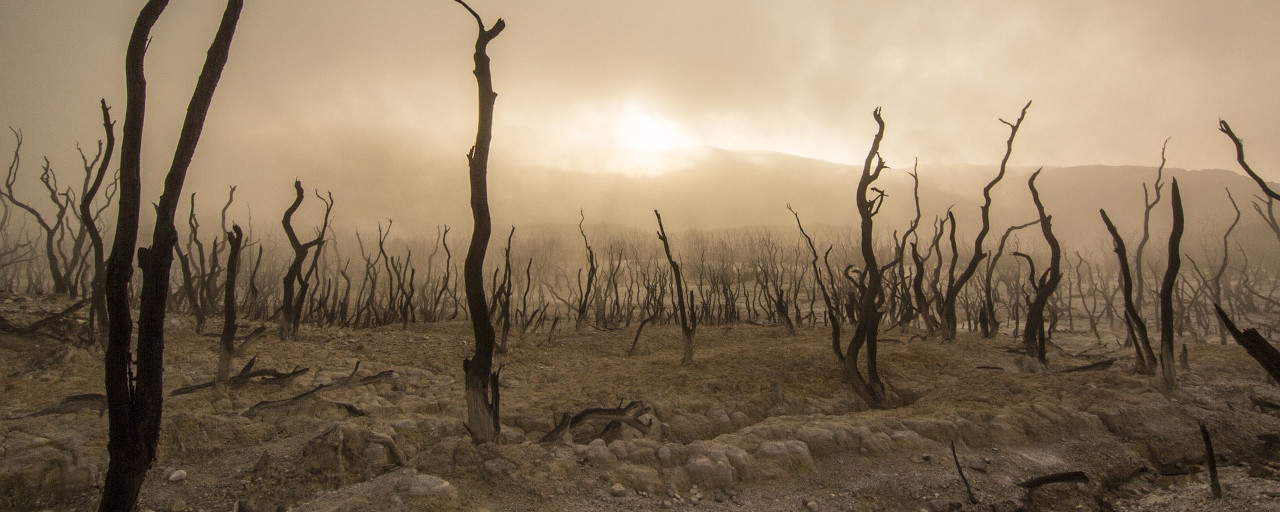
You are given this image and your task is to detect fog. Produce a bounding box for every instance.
[2,1,1279,237]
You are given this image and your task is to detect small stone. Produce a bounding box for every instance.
[610,483,628,497]
[168,469,188,482]
[805,499,821,511]
[690,495,700,504]
[170,498,188,511]
[920,454,933,462]
[661,500,673,508]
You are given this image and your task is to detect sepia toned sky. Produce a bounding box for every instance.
[1,1,1278,230]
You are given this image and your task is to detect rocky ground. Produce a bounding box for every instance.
[2,293,1280,511]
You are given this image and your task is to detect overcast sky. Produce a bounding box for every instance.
[1,1,1278,229]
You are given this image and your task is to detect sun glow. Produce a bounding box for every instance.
[614,103,693,154]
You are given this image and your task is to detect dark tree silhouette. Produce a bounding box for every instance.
[100,1,242,510]
[1100,209,1157,374]
[655,209,697,365]
[80,100,116,343]
[940,101,1030,340]
[843,107,890,408]
[217,225,244,384]
[279,180,333,339]
[1158,179,1184,389]
[454,0,505,445]
[1018,169,1062,366]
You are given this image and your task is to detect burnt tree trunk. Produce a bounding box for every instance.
[846,108,890,409]
[1020,169,1062,366]
[455,0,505,445]
[1158,179,1184,389]
[82,100,115,344]
[655,210,696,365]
[216,225,243,384]
[100,1,242,510]
[941,101,1030,340]
[1100,209,1157,374]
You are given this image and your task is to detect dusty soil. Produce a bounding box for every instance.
[2,293,1280,511]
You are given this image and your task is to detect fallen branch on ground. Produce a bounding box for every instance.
[539,400,650,444]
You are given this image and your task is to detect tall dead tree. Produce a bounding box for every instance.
[100,1,242,510]
[1100,210,1157,374]
[1213,120,1280,382]
[2,130,74,294]
[1134,142,1168,316]
[1158,179,1184,389]
[842,108,890,409]
[81,100,116,343]
[216,225,243,384]
[279,180,332,339]
[941,101,1030,341]
[1019,169,1062,366]
[655,210,697,364]
[454,0,505,445]
[574,209,598,330]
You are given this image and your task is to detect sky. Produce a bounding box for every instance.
[1,0,1278,231]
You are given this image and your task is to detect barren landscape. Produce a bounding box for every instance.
[2,292,1279,511]
[4,2,1280,511]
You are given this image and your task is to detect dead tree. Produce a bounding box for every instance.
[1215,305,1280,383]
[941,101,1031,340]
[454,0,505,445]
[655,210,697,365]
[842,108,891,408]
[100,1,242,511]
[1157,179,1184,389]
[1100,212,1158,374]
[216,225,244,384]
[80,100,116,343]
[279,180,332,339]
[574,210,598,330]
[3,130,73,294]
[979,219,1038,338]
[1019,169,1062,366]
[1134,141,1168,319]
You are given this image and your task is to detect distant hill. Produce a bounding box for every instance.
[354,147,1277,264]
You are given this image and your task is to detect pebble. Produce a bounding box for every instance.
[610,482,628,497]
[168,469,188,482]
[805,499,821,511]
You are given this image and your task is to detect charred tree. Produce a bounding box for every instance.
[279,181,332,339]
[216,225,243,384]
[100,1,242,510]
[844,108,890,408]
[1100,210,1157,373]
[1020,169,1062,366]
[655,210,697,365]
[454,0,505,445]
[574,210,598,330]
[1158,179,1184,389]
[941,101,1030,340]
[80,100,116,343]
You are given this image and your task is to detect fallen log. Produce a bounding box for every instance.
[170,356,309,396]
[1059,358,1117,373]
[1215,304,1280,384]
[4,393,107,420]
[539,400,650,444]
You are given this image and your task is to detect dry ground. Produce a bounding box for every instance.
[2,293,1280,511]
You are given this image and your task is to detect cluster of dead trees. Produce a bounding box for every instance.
[4,0,1280,508]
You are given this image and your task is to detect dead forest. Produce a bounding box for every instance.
[3,1,1280,511]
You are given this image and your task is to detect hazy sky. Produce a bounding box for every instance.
[2,1,1278,230]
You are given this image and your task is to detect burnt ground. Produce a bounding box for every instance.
[2,293,1280,511]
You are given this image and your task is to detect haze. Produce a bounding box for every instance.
[2,0,1278,232]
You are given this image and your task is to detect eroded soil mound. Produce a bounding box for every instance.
[2,298,1280,511]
